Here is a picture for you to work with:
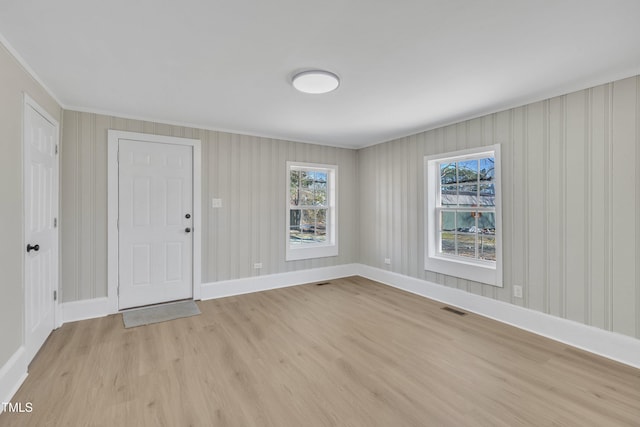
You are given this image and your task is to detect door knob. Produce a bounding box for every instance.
[27,244,40,253]
[185,227,191,233]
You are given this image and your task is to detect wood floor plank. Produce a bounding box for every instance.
[2,276,639,426]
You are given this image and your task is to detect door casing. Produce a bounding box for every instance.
[107,130,202,313]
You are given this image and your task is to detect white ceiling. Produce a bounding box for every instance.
[1,1,639,148]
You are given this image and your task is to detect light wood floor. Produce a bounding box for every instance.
[2,276,639,426]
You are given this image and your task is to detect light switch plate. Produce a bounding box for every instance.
[211,198,222,208]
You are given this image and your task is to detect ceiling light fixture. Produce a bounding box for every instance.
[292,70,340,94]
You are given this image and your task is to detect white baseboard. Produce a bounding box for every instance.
[0,346,28,414]
[357,264,640,369]
[61,297,111,323]
[200,264,359,300]
[59,264,360,321]
[50,263,640,370]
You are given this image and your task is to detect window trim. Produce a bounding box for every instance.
[424,145,503,287]
[286,161,338,261]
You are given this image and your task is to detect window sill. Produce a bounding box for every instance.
[425,255,502,287]
[286,244,338,261]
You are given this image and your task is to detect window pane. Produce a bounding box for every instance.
[315,208,327,242]
[440,162,457,184]
[456,211,477,257]
[479,235,496,261]
[441,185,457,206]
[456,229,477,259]
[289,209,302,245]
[458,184,478,207]
[479,184,495,206]
[455,210,476,231]
[298,191,312,205]
[440,231,456,256]
[300,170,311,188]
[479,157,495,182]
[301,171,313,189]
[314,171,327,185]
[441,210,456,232]
[300,209,316,242]
[478,212,495,233]
[440,210,457,254]
[457,160,478,183]
[313,172,327,206]
[297,170,312,205]
[290,170,300,206]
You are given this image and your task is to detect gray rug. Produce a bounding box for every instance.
[122,300,201,328]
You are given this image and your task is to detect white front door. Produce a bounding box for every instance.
[118,139,194,309]
[24,97,58,363]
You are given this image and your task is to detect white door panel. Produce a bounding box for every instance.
[24,99,58,363]
[118,140,193,309]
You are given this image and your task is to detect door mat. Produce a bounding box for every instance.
[122,300,201,328]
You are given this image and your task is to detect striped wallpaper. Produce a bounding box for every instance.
[60,113,358,301]
[60,75,639,339]
[359,76,640,339]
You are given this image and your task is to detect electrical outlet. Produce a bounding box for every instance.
[211,198,222,208]
[253,263,263,269]
[513,285,523,298]
[384,258,391,265]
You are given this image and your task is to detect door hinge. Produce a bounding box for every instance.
[116,150,119,163]
[117,218,119,231]
[55,145,58,155]
[53,290,57,301]
[53,217,57,228]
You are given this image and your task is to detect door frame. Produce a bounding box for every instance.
[107,130,202,313]
[22,94,61,337]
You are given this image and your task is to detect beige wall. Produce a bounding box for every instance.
[0,43,61,366]
[60,112,358,301]
[359,76,640,339]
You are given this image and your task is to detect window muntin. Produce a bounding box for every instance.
[286,162,337,260]
[424,145,502,287]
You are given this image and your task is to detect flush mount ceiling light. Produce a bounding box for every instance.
[292,70,340,94]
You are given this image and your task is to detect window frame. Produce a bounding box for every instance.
[286,161,338,261]
[424,145,503,287]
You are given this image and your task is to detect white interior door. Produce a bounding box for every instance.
[118,139,193,309]
[24,97,58,363]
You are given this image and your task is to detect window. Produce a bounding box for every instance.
[286,162,338,261]
[424,145,502,286]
